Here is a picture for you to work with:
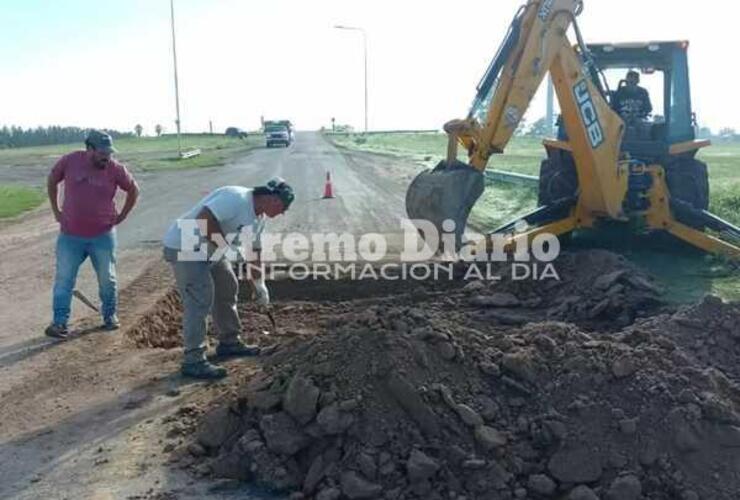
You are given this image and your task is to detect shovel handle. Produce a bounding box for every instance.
[72,289,100,313]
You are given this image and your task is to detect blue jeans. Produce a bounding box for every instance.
[52,230,117,326]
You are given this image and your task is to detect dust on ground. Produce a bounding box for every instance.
[134,249,740,500]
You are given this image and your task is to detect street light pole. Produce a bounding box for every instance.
[334,25,368,134]
[170,0,182,156]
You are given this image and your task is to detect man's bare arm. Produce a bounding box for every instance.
[116,182,140,225]
[47,173,61,223]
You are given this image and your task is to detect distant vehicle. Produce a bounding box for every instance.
[265,125,291,148]
[225,127,248,139]
[264,120,294,142]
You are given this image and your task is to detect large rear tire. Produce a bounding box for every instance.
[664,157,709,211]
[538,152,578,207]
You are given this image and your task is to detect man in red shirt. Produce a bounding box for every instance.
[46,130,140,338]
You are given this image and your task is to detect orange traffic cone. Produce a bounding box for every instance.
[323,171,335,199]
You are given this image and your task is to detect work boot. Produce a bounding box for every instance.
[181,361,227,380]
[216,340,261,358]
[45,323,69,339]
[103,314,120,331]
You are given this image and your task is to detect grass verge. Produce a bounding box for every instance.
[0,185,45,218]
[700,142,740,226]
[129,135,264,172]
[0,134,264,172]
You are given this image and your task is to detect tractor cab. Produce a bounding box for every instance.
[585,41,697,161]
[550,41,711,219]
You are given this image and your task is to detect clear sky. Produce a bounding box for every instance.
[1,0,738,134]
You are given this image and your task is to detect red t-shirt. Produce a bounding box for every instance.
[50,151,137,237]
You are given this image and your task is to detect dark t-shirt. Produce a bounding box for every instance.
[613,85,653,119]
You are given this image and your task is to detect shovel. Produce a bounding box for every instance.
[243,279,277,335]
[73,289,99,313]
[263,307,277,334]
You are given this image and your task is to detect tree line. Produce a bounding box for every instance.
[0,125,134,149]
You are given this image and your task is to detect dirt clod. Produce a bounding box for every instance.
[607,474,642,500]
[527,473,556,496]
[406,449,439,483]
[548,446,603,483]
[569,485,600,500]
[283,374,320,425]
[340,471,382,499]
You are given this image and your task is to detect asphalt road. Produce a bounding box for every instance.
[0,132,410,351]
[117,131,406,250]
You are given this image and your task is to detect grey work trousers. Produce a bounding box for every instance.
[164,248,242,364]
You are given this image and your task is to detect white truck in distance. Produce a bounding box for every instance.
[264,120,293,148]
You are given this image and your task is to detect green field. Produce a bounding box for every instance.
[701,143,740,225]
[0,185,45,218]
[0,133,264,172]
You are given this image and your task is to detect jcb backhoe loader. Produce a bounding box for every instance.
[406,0,740,259]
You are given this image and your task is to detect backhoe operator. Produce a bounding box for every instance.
[612,70,653,120]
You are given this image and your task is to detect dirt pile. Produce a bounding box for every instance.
[464,249,665,331]
[175,265,740,499]
[127,290,182,348]
[632,295,740,386]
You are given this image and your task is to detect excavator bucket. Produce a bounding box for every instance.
[405,160,485,252]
